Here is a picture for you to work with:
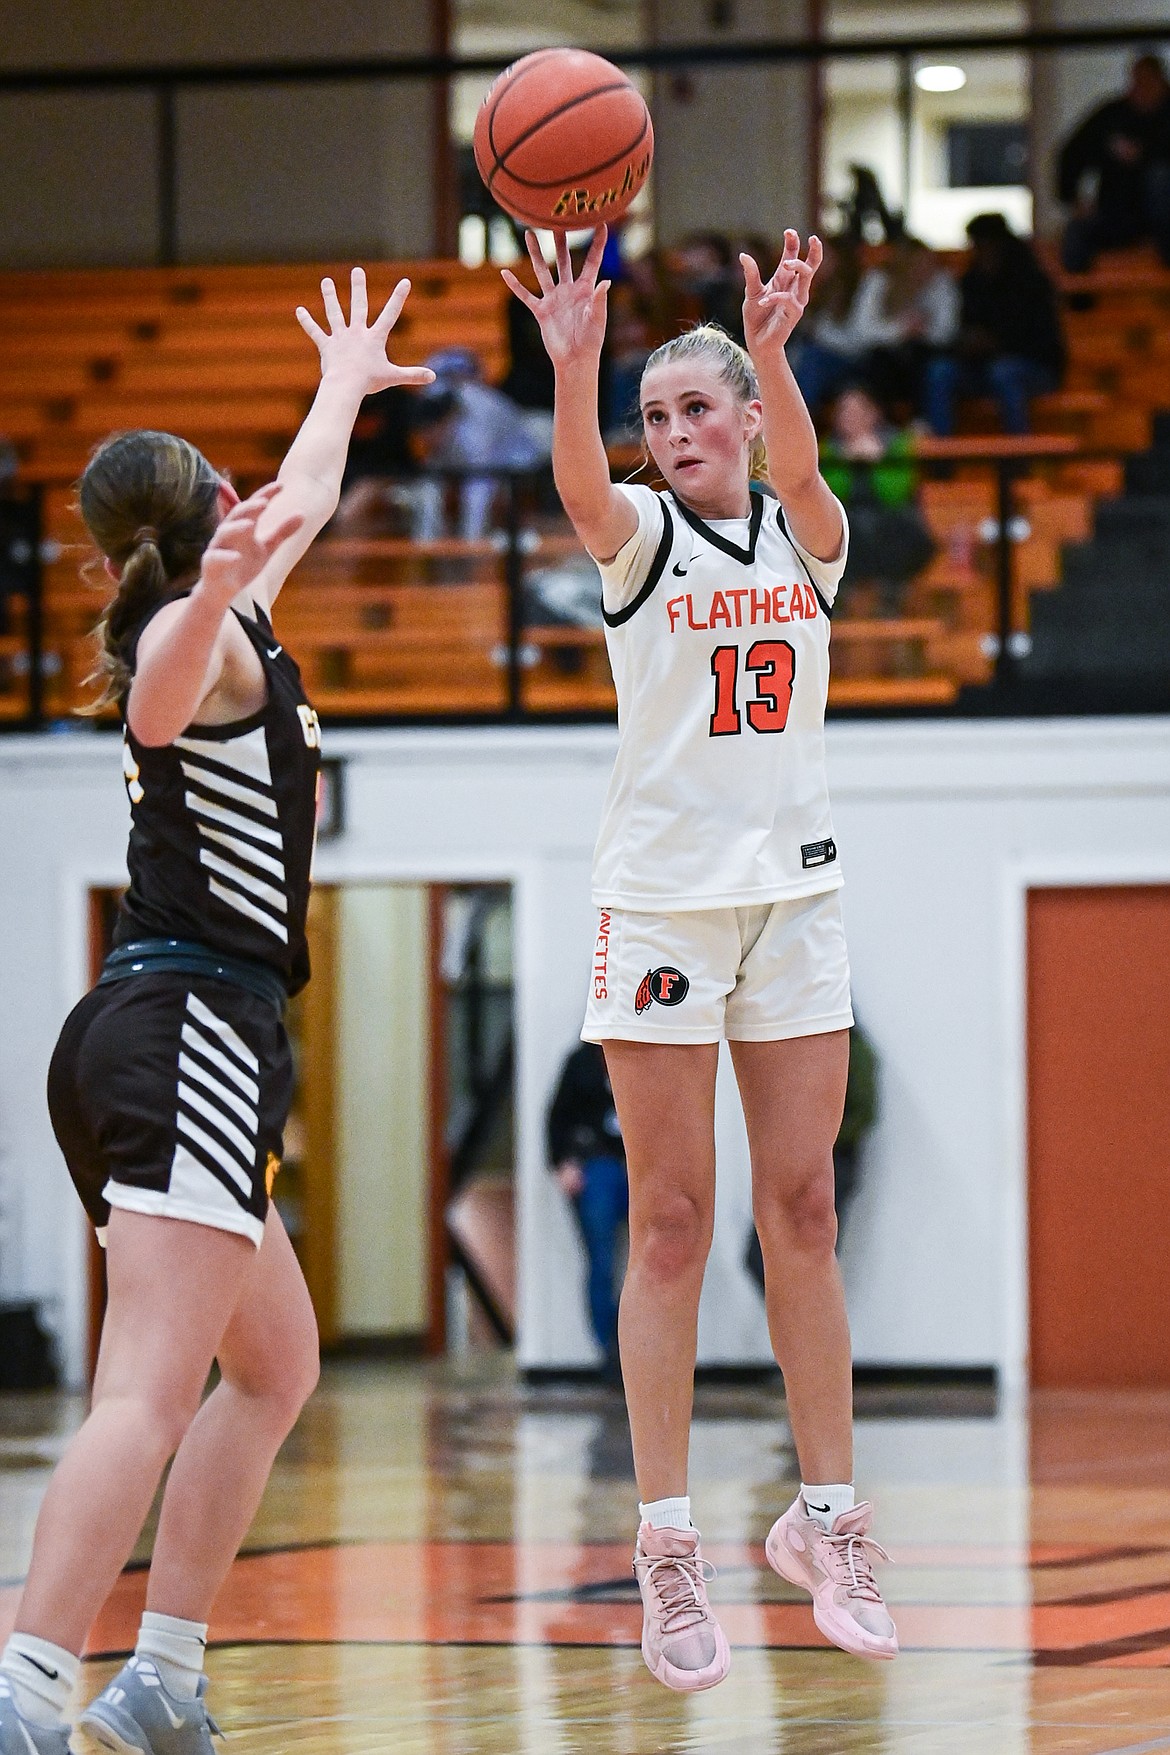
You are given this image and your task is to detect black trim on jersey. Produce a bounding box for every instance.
[776,503,835,620]
[602,499,675,628]
[671,488,764,565]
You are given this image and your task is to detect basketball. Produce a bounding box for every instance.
[473,47,653,230]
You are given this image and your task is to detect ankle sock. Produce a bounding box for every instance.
[801,1483,855,1531]
[639,1495,692,1532]
[0,1633,79,1728]
[135,1611,208,1702]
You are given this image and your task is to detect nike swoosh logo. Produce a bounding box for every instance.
[671,562,688,577]
[266,645,283,659]
[159,1697,185,1730]
[21,1655,58,1680]
[806,1502,832,1514]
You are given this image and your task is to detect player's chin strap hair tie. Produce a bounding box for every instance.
[133,525,160,548]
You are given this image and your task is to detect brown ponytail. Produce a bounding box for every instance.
[78,430,221,712]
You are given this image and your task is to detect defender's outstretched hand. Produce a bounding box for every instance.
[741,230,823,356]
[502,227,611,371]
[197,483,305,609]
[296,267,437,394]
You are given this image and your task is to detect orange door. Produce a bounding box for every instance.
[1028,885,1170,1388]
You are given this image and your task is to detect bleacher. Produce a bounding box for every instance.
[0,248,1169,724]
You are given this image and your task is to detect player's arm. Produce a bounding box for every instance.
[240,268,436,614]
[126,486,305,746]
[502,227,637,563]
[740,231,845,565]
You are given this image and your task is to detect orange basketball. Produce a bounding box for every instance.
[473,48,653,231]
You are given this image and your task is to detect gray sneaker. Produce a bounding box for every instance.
[0,1678,72,1755]
[76,1658,221,1755]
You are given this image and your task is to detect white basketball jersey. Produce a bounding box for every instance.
[591,483,849,912]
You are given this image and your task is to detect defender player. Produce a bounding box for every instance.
[0,271,433,1755]
[504,227,897,1691]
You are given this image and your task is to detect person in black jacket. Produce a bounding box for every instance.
[1059,55,1170,272]
[922,212,1065,435]
[547,1040,628,1367]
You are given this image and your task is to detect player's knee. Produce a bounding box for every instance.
[757,1166,838,1255]
[632,1194,711,1284]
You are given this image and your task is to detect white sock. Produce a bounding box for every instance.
[135,1612,208,1702]
[0,1633,79,1728]
[639,1495,692,1532]
[801,1483,855,1531]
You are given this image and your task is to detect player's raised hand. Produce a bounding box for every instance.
[196,484,305,608]
[502,227,611,370]
[296,267,437,395]
[741,230,823,357]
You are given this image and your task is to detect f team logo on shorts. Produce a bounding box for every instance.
[635,966,690,1014]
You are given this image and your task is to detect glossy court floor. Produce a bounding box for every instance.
[4,1363,1170,1754]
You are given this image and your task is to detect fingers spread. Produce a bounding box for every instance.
[806,234,824,274]
[583,224,608,282]
[258,511,306,552]
[525,229,555,293]
[320,276,345,332]
[296,306,328,349]
[501,269,540,312]
[739,252,765,297]
[349,265,369,326]
[375,277,412,336]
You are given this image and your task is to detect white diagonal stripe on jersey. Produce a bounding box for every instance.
[180,1023,260,1100]
[199,848,288,912]
[174,725,272,787]
[198,825,285,880]
[180,760,279,817]
[208,877,290,942]
[185,792,283,849]
[176,1112,253,1196]
[178,1080,257,1165]
[185,991,260,1072]
[168,1143,252,1220]
[178,1051,259,1132]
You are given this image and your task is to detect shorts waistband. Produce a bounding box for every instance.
[99,939,287,1012]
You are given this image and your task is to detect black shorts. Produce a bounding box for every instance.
[47,973,293,1247]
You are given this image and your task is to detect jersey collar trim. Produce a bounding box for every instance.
[602,498,675,628]
[669,488,764,565]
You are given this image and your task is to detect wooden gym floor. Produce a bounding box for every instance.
[5,1362,1170,1753]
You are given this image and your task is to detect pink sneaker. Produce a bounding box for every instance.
[632,1523,732,1691]
[766,1497,898,1659]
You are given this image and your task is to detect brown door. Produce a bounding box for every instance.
[1028,885,1170,1388]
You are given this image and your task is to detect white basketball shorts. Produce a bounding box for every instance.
[582,888,853,1045]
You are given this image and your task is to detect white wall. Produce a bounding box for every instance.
[1,718,1167,1388]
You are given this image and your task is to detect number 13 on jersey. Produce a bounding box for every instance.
[710,640,796,737]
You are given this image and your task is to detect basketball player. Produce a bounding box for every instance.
[503,227,897,1690]
[0,270,433,1755]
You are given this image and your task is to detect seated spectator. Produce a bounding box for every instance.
[922,212,1065,435]
[414,347,551,539]
[1059,54,1170,272]
[790,233,864,413]
[795,233,958,414]
[675,231,744,341]
[332,384,435,537]
[819,387,934,613]
[547,1040,628,1374]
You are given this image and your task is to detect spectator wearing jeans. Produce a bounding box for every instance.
[1059,54,1170,272]
[547,1041,628,1372]
[923,213,1065,436]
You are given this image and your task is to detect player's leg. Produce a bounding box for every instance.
[603,1039,719,1500]
[78,1206,318,1751]
[733,1027,896,1658]
[146,1204,319,1620]
[730,1029,852,1482]
[0,1212,255,1745]
[602,1039,730,1692]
